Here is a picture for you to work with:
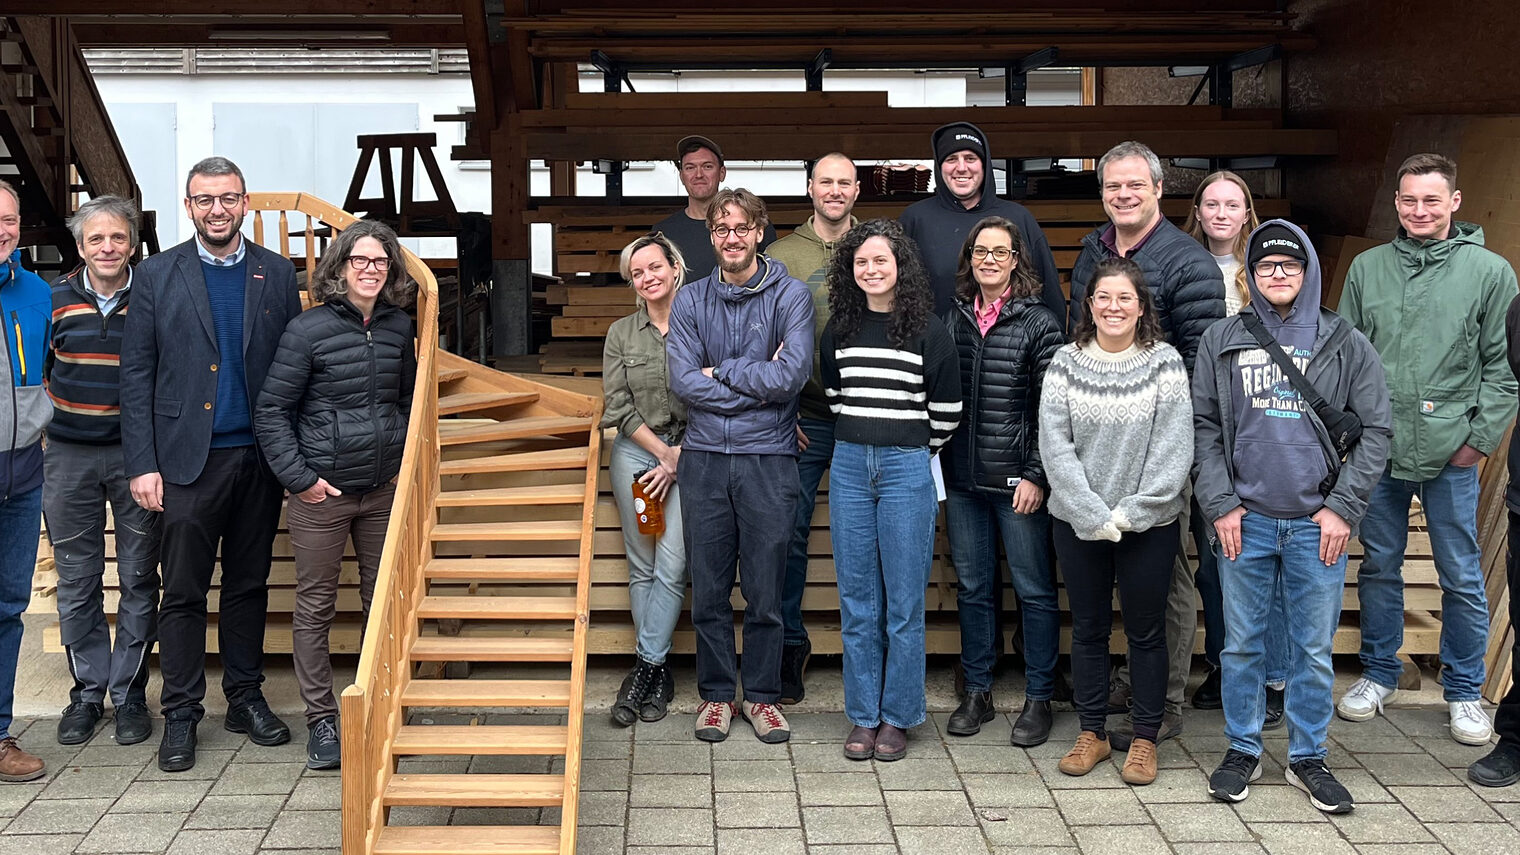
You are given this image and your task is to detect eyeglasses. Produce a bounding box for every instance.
[189,193,246,210]
[347,255,391,271]
[1253,260,1305,277]
[711,225,755,239]
[971,246,1016,262]
[1090,293,1138,309]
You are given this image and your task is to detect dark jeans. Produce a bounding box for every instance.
[783,417,834,647]
[1055,519,1179,742]
[679,450,798,704]
[0,484,41,739]
[1191,495,1225,668]
[159,446,283,720]
[1496,510,1520,749]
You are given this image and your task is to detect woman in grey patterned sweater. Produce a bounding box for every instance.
[1038,256,1193,787]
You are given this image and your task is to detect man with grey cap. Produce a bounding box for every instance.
[653,135,776,282]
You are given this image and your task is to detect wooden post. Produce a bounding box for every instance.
[490,114,533,358]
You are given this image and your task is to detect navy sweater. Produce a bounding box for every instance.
[202,259,254,448]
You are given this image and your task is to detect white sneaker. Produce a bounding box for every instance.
[1336,678,1394,722]
[1449,701,1494,746]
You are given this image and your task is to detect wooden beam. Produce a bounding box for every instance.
[71,20,465,47]
[458,0,498,129]
[5,1,457,12]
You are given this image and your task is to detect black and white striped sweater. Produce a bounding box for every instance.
[821,310,962,451]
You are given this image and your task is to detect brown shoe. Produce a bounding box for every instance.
[1121,737,1158,785]
[844,725,877,761]
[1058,730,1111,776]
[0,737,45,782]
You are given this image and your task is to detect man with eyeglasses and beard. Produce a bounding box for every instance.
[122,156,303,772]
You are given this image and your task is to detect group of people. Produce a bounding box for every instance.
[600,127,1520,813]
[0,156,417,781]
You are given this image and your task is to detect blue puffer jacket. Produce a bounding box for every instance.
[666,256,815,456]
[1,249,53,498]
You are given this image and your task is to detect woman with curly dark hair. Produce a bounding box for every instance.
[821,219,962,761]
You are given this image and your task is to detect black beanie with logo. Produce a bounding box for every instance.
[1248,223,1309,267]
[932,122,989,165]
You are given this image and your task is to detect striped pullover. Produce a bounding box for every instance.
[821,309,962,451]
[45,267,129,444]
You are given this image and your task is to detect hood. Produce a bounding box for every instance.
[1393,220,1485,263]
[930,121,992,211]
[1245,219,1322,333]
[789,215,858,249]
[718,255,792,303]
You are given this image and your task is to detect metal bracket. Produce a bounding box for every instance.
[1006,47,1058,107]
[1019,46,1060,75]
[805,48,832,91]
[592,50,628,201]
[483,0,508,45]
[1227,44,1281,72]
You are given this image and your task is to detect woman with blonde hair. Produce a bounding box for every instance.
[601,231,689,727]
[1184,170,1260,314]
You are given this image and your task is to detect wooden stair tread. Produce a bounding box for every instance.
[410,636,575,662]
[439,415,594,446]
[437,366,469,383]
[392,724,569,755]
[435,483,586,507]
[402,679,573,707]
[385,773,565,807]
[439,446,588,475]
[430,520,584,542]
[424,557,581,581]
[375,825,559,855]
[417,595,577,621]
[438,391,539,416]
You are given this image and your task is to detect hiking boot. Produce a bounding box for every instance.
[306,716,340,770]
[1058,730,1111,776]
[114,702,152,745]
[873,723,907,762]
[1449,700,1494,746]
[1121,737,1157,785]
[611,658,660,728]
[1191,667,1222,710]
[1336,677,1393,722]
[742,701,791,744]
[1108,710,1182,752]
[639,663,675,723]
[946,691,995,737]
[158,715,198,773]
[695,701,735,742]
[1106,679,1132,714]
[0,737,44,782]
[1010,699,1052,747]
[1208,749,1262,802]
[1287,758,1355,813]
[1469,743,1520,788]
[225,698,290,746]
[1263,685,1286,731]
[779,640,811,705]
[844,725,877,761]
[57,701,104,745]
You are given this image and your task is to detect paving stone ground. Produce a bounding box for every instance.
[1,704,1517,854]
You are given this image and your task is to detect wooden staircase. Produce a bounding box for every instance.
[242,194,599,855]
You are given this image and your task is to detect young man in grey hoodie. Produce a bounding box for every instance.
[1192,222,1392,813]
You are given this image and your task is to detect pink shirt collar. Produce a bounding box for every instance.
[974,289,1009,336]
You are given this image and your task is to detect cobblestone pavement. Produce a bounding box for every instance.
[1,704,1517,854]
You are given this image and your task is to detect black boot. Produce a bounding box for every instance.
[947,691,995,736]
[1192,667,1223,710]
[57,701,104,745]
[639,663,676,723]
[1263,685,1285,731]
[611,658,659,727]
[157,714,198,773]
[1010,699,1052,747]
[780,640,811,705]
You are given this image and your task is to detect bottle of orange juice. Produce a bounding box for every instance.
[631,469,665,536]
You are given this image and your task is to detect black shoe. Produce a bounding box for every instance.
[114,702,153,745]
[1010,699,1053,747]
[779,640,811,706]
[946,691,996,736]
[158,715,198,773]
[225,699,291,746]
[1109,710,1183,752]
[1208,748,1262,802]
[1287,758,1354,814]
[306,716,340,770]
[1263,685,1285,731]
[611,659,660,728]
[1191,667,1223,710]
[639,664,675,723]
[57,701,104,745]
[1469,744,1520,788]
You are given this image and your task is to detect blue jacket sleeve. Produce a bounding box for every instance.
[712,281,815,402]
[120,260,160,479]
[666,288,768,416]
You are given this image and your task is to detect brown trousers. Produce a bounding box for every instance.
[287,482,395,724]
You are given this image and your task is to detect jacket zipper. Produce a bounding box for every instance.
[1,299,16,499]
[367,325,382,488]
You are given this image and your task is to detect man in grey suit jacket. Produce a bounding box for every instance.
[121,157,302,773]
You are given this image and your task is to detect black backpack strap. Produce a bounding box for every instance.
[1240,311,1331,412]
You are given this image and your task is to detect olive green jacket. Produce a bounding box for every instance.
[764,215,856,422]
[600,306,687,441]
[1338,222,1519,481]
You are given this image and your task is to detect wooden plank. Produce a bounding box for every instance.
[435,484,587,507]
[402,679,573,707]
[438,390,539,416]
[438,416,594,446]
[410,637,575,662]
[375,826,559,855]
[523,104,1241,129]
[417,595,577,621]
[550,316,617,338]
[384,774,565,808]
[562,90,890,110]
[430,520,584,542]
[438,447,588,476]
[392,725,569,756]
[424,557,582,581]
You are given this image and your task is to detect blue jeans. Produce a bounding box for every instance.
[945,487,1057,699]
[1356,464,1487,700]
[784,417,835,646]
[1221,513,1345,763]
[0,485,42,739]
[829,441,938,729]
[609,435,687,665]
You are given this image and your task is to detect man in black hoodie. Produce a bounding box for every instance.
[898,122,1064,319]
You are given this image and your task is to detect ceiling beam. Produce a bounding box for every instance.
[3,1,457,13]
[71,20,465,47]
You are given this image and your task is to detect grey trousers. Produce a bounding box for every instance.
[43,440,162,707]
[1113,492,1199,715]
[287,482,392,724]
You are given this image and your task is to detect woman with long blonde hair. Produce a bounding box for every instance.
[1184,171,1260,314]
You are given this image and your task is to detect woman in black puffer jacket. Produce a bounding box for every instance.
[941,216,1067,748]
[254,219,416,769]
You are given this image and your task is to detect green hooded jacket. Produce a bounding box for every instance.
[764,214,856,421]
[1338,221,1519,481]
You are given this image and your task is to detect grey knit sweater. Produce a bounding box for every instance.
[1039,340,1193,541]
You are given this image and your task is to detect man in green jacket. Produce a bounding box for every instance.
[764,151,859,704]
[1336,153,1519,745]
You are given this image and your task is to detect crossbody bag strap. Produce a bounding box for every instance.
[1240,312,1332,412]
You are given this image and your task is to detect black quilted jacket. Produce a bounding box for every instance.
[942,295,1066,495]
[254,298,416,495]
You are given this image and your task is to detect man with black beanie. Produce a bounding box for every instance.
[898,122,1064,319]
